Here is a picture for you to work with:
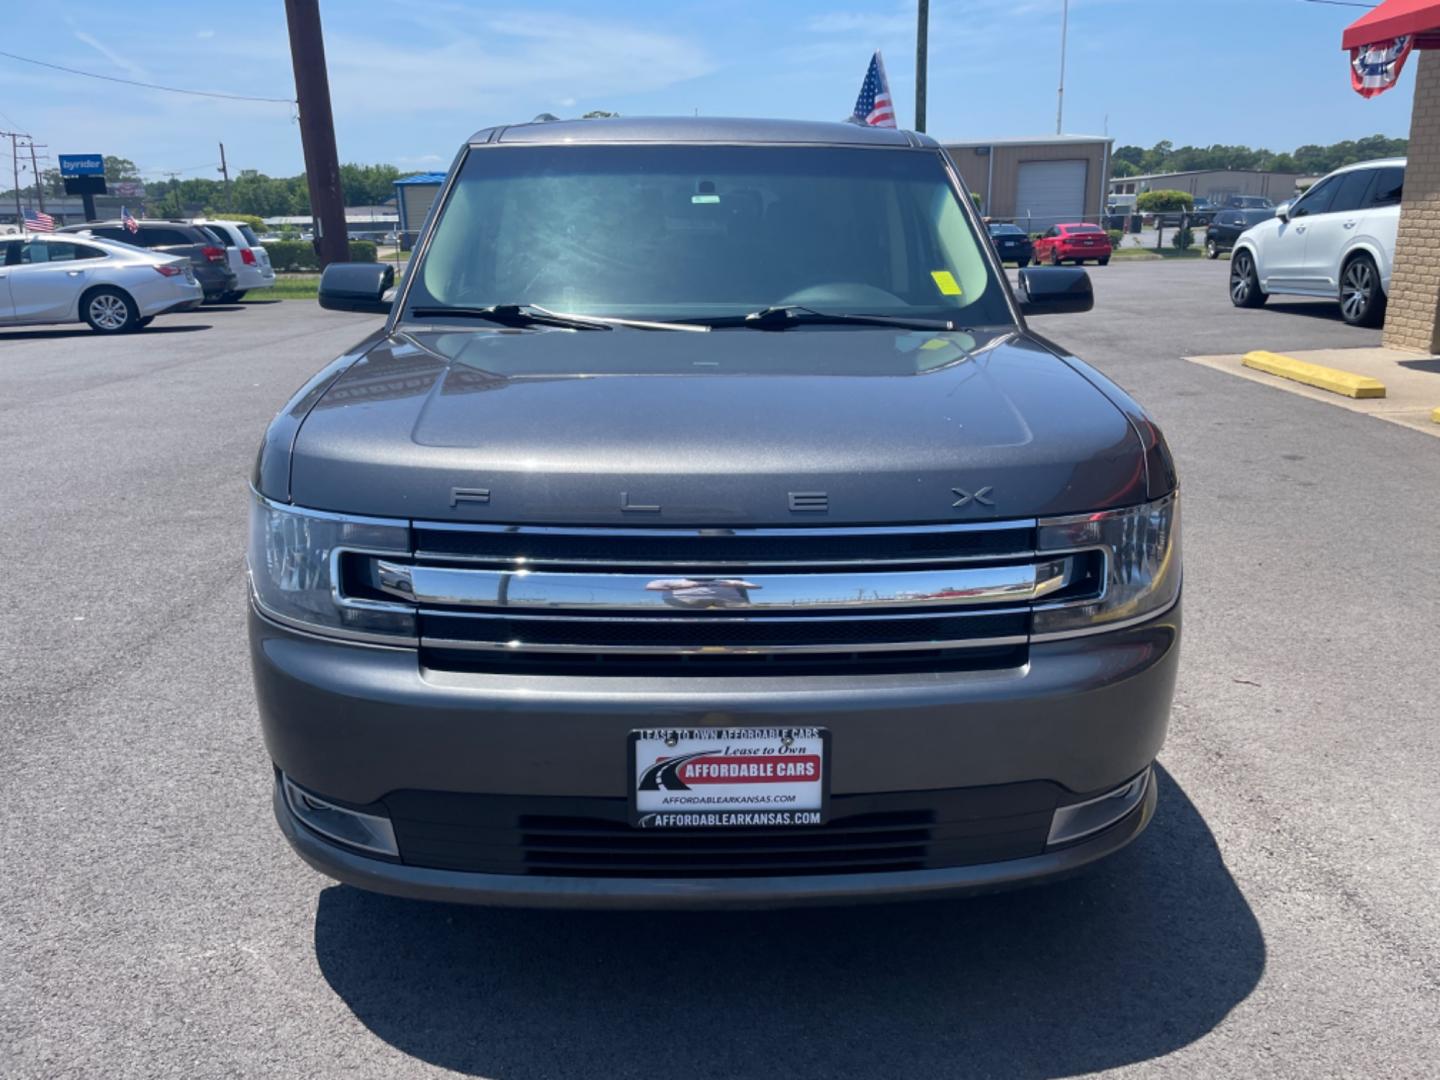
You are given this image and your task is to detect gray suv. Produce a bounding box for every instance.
[59,220,238,302]
[248,118,1181,908]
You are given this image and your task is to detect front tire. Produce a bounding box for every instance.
[82,287,139,333]
[1230,249,1266,308]
[1340,254,1385,327]
[1205,239,1219,259]
[1050,249,1061,266]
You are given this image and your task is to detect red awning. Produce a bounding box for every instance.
[1343,0,1440,50]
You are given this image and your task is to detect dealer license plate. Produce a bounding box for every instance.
[629,727,829,828]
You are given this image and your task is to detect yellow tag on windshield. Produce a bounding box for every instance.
[930,270,962,296]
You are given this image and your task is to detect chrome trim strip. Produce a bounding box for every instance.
[419,634,1029,656]
[376,559,1071,611]
[413,552,1041,569]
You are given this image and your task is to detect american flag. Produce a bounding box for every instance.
[121,206,139,234]
[1351,35,1412,99]
[852,50,896,128]
[22,207,55,233]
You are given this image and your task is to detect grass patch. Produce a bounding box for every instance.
[240,275,320,301]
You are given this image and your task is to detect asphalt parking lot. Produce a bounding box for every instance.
[4,262,1438,1079]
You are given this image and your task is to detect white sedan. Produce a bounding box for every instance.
[0,232,203,333]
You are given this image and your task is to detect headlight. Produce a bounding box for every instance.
[1032,493,1180,638]
[247,492,415,643]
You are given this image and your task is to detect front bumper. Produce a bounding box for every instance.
[250,600,1179,906]
[275,766,1157,909]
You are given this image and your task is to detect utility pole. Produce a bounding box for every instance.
[27,141,47,212]
[284,0,349,267]
[915,0,929,133]
[217,141,231,213]
[1056,0,1069,135]
[2,131,29,224]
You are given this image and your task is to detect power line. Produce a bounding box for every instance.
[0,48,295,103]
[1297,0,1377,9]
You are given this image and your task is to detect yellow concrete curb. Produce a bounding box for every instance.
[1240,351,1386,399]
[1432,407,1440,425]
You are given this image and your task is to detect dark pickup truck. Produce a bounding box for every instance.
[248,117,1181,909]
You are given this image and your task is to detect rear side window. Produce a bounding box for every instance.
[1329,170,1376,215]
[141,228,194,246]
[203,225,235,246]
[1368,166,1403,208]
[238,224,261,245]
[92,227,130,243]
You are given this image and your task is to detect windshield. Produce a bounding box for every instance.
[988,223,1024,235]
[408,145,1011,325]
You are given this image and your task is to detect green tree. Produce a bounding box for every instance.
[104,156,141,182]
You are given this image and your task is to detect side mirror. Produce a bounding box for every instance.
[1017,266,1093,316]
[318,262,394,314]
[1275,201,1291,223]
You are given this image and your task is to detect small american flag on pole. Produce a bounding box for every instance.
[851,50,896,128]
[121,206,139,234]
[22,207,55,233]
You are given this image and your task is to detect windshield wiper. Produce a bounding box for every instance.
[704,306,955,331]
[407,304,613,330]
[406,304,710,332]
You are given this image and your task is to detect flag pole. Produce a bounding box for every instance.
[1056,0,1069,135]
[916,0,929,133]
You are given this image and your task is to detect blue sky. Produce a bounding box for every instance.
[0,0,1415,181]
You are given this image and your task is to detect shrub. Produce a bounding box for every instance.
[265,239,378,272]
[1135,189,1193,213]
[204,211,266,232]
[1171,226,1195,251]
[1107,229,1125,250]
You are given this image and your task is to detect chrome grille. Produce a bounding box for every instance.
[343,519,1102,675]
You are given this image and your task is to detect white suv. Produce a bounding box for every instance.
[1229,158,1404,327]
[193,219,275,302]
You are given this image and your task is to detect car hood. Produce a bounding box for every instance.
[283,324,1146,524]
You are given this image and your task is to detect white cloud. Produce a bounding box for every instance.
[71,29,151,82]
[196,29,216,39]
[322,13,712,118]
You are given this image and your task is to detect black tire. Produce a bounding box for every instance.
[231,290,247,302]
[136,316,155,328]
[81,287,139,333]
[1339,254,1385,327]
[1018,258,1030,268]
[1229,249,1266,308]
[1098,257,1110,266]
[1050,249,1061,266]
[1205,239,1219,259]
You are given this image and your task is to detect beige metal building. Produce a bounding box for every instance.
[1108,169,1301,206]
[942,135,1114,230]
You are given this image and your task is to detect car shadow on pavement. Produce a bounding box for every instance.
[1263,301,1350,323]
[313,765,1263,1080]
[0,324,213,341]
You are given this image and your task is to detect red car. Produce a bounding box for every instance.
[1033,223,1112,266]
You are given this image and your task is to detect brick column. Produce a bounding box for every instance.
[1384,50,1440,352]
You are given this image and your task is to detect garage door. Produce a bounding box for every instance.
[1015,160,1088,230]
